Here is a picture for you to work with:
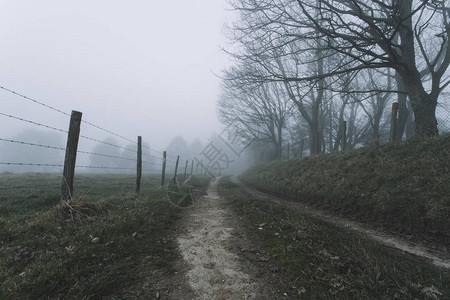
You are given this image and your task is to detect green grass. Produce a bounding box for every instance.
[0,173,166,217]
[241,134,450,236]
[218,178,450,299]
[165,174,211,207]
[0,173,211,299]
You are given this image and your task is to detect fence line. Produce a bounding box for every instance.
[77,150,136,162]
[79,134,136,153]
[75,165,136,170]
[142,153,164,161]
[0,162,64,167]
[0,138,156,166]
[0,84,147,148]
[82,119,137,145]
[1,85,202,199]
[0,85,70,116]
[143,145,164,155]
[0,138,66,151]
[0,112,68,134]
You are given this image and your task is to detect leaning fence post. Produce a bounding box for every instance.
[390,102,398,143]
[61,110,82,201]
[161,151,166,186]
[173,155,180,183]
[183,160,188,181]
[136,136,142,193]
[190,159,194,175]
[342,121,347,151]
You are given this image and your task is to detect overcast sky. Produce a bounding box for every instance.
[0,0,232,154]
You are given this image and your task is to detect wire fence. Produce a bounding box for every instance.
[0,85,206,199]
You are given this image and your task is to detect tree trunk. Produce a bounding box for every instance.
[395,71,408,141]
[346,102,357,149]
[404,73,439,137]
[275,127,283,160]
[309,126,317,155]
[411,94,439,137]
[333,99,346,151]
[309,117,321,155]
[396,0,439,138]
[405,103,415,139]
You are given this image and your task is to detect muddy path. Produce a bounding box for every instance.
[174,178,260,299]
[234,178,450,270]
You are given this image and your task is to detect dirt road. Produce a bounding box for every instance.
[234,178,450,270]
[176,178,260,299]
[167,177,449,299]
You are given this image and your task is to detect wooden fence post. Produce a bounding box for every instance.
[136,136,142,193]
[173,155,180,183]
[183,160,188,181]
[342,121,347,151]
[190,159,194,175]
[61,110,82,201]
[161,151,166,186]
[390,102,398,143]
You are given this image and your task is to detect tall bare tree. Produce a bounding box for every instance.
[218,75,293,159]
[226,0,450,137]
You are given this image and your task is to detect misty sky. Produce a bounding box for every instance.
[0,0,232,155]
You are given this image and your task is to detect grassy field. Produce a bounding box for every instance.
[0,173,210,299]
[218,178,450,299]
[241,134,450,240]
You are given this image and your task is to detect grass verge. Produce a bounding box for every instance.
[0,173,210,298]
[218,178,450,299]
[241,134,450,239]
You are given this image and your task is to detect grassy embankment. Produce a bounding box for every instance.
[0,173,210,299]
[241,134,450,237]
[219,178,450,299]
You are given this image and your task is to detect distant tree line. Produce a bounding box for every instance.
[219,0,450,160]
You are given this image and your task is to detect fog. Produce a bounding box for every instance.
[0,1,242,173]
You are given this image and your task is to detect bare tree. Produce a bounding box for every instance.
[226,0,450,137]
[358,69,394,144]
[218,75,293,160]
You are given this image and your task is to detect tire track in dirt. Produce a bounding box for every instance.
[177,178,258,299]
[235,178,450,270]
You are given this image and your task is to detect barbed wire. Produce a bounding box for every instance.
[0,137,177,170]
[142,153,164,161]
[0,138,157,166]
[75,165,136,171]
[79,134,136,153]
[0,85,148,150]
[142,145,165,155]
[165,157,180,164]
[0,86,173,160]
[81,119,137,145]
[77,150,136,162]
[78,121,168,157]
[0,112,68,134]
[0,138,65,151]
[0,85,179,160]
[0,85,70,117]
[0,163,142,171]
[0,162,63,167]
